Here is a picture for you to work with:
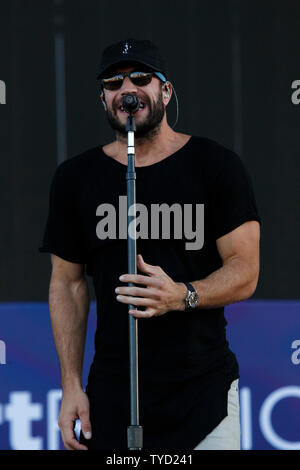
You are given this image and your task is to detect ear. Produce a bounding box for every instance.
[100,91,107,111]
[163,81,172,105]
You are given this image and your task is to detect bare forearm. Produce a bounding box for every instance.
[116,223,260,317]
[49,277,90,389]
[175,258,258,311]
[192,258,258,309]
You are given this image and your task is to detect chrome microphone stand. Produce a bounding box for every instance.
[123,94,143,451]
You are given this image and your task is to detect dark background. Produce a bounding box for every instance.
[0,0,299,301]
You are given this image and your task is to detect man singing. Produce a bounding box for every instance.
[39,38,261,450]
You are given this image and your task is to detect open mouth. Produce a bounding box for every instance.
[118,101,146,114]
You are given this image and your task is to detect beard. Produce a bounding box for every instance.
[106,88,165,141]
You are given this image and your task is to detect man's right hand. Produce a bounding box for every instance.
[58,387,92,450]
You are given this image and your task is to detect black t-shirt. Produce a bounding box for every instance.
[39,135,261,450]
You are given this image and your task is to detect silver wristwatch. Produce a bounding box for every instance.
[183,282,198,310]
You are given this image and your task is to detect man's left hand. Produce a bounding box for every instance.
[116,254,186,318]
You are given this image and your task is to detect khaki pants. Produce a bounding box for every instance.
[194,379,240,450]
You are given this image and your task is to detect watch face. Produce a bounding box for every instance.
[188,291,198,308]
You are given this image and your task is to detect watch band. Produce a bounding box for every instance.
[182,282,198,310]
[183,282,196,293]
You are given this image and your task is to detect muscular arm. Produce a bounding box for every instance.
[49,254,90,388]
[188,220,260,309]
[49,254,92,450]
[115,220,260,317]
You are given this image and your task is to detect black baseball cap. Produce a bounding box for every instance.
[97,38,168,80]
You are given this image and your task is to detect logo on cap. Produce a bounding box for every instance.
[122,42,132,55]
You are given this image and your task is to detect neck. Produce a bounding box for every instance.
[114,117,179,164]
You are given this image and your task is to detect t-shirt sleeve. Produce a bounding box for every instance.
[210,150,261,240]
[39,163,87,263]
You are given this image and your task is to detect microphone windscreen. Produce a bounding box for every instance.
[122,94,140,113]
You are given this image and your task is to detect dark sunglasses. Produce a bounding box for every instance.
[101,71,155,91]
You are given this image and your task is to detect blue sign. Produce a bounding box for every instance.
[0,301,299,450]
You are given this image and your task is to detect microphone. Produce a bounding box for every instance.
[122,94,140,114]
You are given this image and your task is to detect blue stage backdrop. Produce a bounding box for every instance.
[0,300,299,450]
